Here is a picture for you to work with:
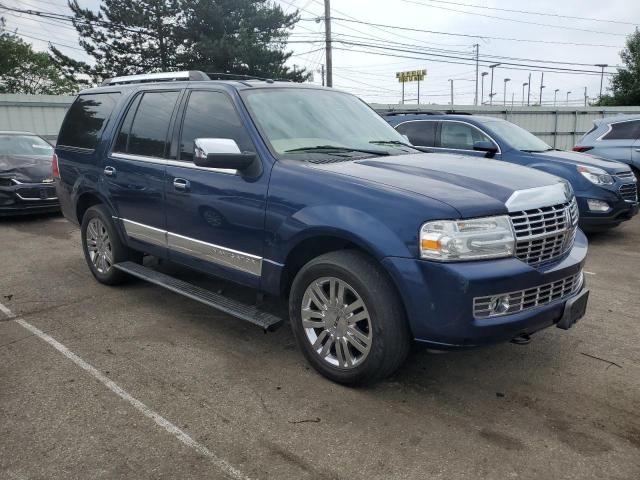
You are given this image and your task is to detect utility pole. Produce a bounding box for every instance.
[595,64,607,101]
[527,72,531,106]
[417,79,420,104]
[554,88,559,106]
[480,72,488,105]
[449,79,454,105]
[522,82,528,106]
[503,78,510,106]
[474,44,479,106]
[319,64,325,86]
[324,0,332,87]
[489,63,500,106]
[539,72,545,106]
[584,86,588,107]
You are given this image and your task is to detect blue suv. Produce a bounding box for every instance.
[54,72,589,384]
[384,113,639,232]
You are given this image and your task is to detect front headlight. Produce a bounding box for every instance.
[577,165,614,185]
[420,216,515,261]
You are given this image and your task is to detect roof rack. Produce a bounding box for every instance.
[101,70,210,86]
[375,109,446,116]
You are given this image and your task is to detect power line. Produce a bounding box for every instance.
[398,1,628,36]
[401,0,638,26]
[301,17,623,48]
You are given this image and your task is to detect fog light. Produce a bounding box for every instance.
[489,295,511,315]
[587,199,610,212]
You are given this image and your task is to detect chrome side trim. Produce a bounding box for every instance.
[111,152,237,175]
[505,183,572,212]
[167,232,262,276]
[121,218,167,247]
[111,152,167,164]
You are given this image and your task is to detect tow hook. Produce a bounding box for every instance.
[510,333,531,345]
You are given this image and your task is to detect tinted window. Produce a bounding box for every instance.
[58,93,120,149]
[440,122,493,150]
[116,91,180,157]
[179,91,254,161]
[395,121,436,146]
[602,120,640,140]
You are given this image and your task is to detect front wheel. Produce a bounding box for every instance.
[289,250,411,385]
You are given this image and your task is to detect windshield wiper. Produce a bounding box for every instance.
[285,145,390,156]
[369,140,431,152]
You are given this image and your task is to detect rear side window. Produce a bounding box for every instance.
[178,90,254,161]
[114,90,180,157]
[57,93,120,149]
[395,121,436,147]
[602,120,640,140]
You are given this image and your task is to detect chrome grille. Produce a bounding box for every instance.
[620,183,638,202]
[616,171,635,180]
[15,186,57,201]
[509,198,578,267]
[474,271,584,318]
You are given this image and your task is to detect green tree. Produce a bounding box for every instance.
[0,19,78,94]
[598,28,640,106]
[51,0,309,83]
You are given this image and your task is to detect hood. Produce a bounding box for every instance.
[523,149,630,174]
[0,155,54,183]
[309,153,565,218]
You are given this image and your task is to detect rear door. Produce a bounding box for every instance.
[105,89,181,254]
[394,120,437,148]
[164,89,268,287]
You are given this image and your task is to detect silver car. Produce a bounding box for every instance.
[574,115,640,178]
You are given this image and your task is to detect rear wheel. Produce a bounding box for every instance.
[289,250,411,385]
[81,205,139,285]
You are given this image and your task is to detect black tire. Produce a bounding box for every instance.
[80,204,140,285]
[289,250,411,385]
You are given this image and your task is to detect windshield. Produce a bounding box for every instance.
[484,120,552,152]
[241,88,413,158]
[0,135,53,156]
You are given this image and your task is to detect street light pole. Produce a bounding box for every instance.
[539,72,545,106]
[324,0,333,87]
[489,63,500,106]
[449,79,454,105]
[527,72,531,106]
[522,82,528,106]
[554,88,559,106]
[481,72,488,105]
[566,91,571,106]
[595,64,608,101]
[503,78,511,106]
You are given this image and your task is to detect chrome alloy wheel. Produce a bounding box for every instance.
[86,217,113,274]
[301,277,372,369]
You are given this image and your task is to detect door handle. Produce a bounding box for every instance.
[173,178,190,191]
[104,166,116,177]
[635,148,640,152]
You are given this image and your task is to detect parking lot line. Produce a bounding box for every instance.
[0,302,252,480]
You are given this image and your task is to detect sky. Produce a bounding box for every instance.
[2,0,639,106]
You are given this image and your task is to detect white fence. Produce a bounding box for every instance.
[372,104,640,150]
[1,94,640,149]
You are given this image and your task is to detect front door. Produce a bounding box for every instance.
[164,89,269,287]
[437,121,500,158]
[105,89,181,255]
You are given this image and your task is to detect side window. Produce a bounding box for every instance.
[58,93,120,149]
[178,90,254,162]
[602,121,640,140]
[114,90,180,157]
[440,122,493,150]
[395,121,436,147]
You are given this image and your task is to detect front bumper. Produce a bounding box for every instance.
[576,183,638,229]
[0,181,60,216]
[382,229,588,348]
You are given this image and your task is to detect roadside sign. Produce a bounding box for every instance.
[396,69,427,83]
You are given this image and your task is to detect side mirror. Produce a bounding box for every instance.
[473,141,498,157]
[193,138,256,170]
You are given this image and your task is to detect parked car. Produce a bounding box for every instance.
[573,114,640,178]
[0,131,59,216]
[54,72,589,384]
[383,113,638,232]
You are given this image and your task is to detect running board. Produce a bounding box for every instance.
[113,261,284,331]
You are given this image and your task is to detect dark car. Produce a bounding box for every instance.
[383,113,638,231]
[0,131,60,216]
[54,72,588,384]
